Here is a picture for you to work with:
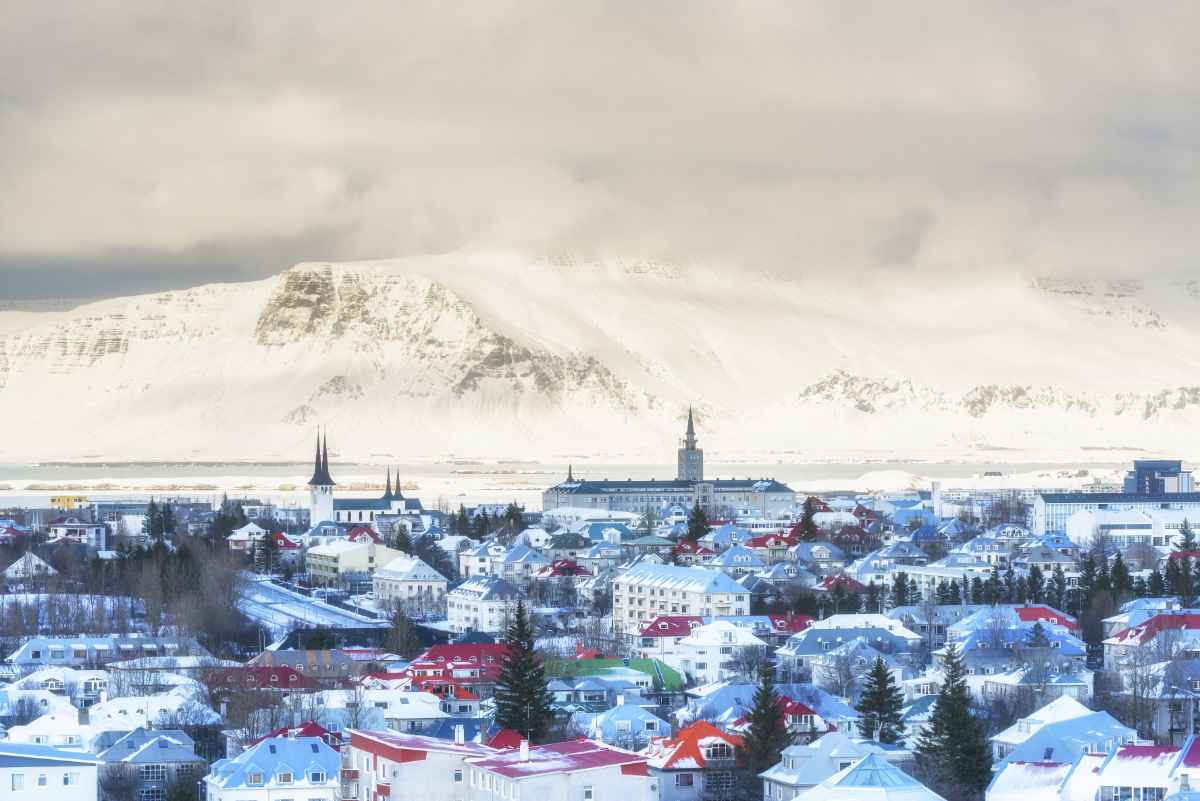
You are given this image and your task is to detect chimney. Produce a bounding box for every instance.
[454,725,465,745]
[519,739,530,762]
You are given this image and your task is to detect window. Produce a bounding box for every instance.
[310,771,326,783]
[455,770,464,783]
[278,772,293,784]
[676,774,694,787]
[248,771,264,785]
[139,764,167,783]
[12,774,24,791]
[36,775,46,787]
[584,786,594,800]
[64,773,80,786]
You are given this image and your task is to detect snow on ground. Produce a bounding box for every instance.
[237,576,386,637]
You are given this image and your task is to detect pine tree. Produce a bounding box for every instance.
[738,665,792,797]
[395,526,414,554]
[1026,565,1044,604]
[685,501,711,543]
[947,579,962,603]
[866,581,881,612]
[494,601,553,743]
[970,577,984,605]
[1050,565,1068,611]
[1026,621,1051,648]
[1002,565,1016,603]
[915,644,992,800]
[384,606,424,659]
[143,498,159,541]
[798,497,820,541]
[1111,552,1132,600]
[856,657,905,743]
[892,572,909,607]
[504,502,525,532]
[1150,569,1167,597]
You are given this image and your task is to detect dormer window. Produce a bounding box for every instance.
[248,772,264,785]
[277,772,293,784]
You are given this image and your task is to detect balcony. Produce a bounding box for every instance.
[377,782,391,797]
[341,768,359,780]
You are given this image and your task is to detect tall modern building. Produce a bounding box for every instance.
[542,409,795,517]
[677,407,703,481]
[1123,460,1194,495]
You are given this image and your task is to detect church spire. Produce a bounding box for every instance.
[308,427,335,486]
[568,464,574,482]
[383,467,394,501]
[392,467,404,499]
[685,406,697,449]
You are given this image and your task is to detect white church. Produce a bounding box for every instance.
[306,431,424,525]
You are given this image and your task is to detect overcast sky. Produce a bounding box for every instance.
[2,2,1198,298]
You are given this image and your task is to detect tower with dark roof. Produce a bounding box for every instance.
[677,406,704,481]
[307,429,336,524]
[382,467,394,503]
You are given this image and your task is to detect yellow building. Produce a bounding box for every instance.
[50,495,88,511]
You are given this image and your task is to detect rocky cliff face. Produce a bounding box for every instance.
[3,254,1200,460]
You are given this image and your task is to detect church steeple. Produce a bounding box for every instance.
[677,406,703,481]
[308,427,335,487]
[392,467,404,499]
[383,467,394,502]
[685,406,697,449]
[567,464,574,482]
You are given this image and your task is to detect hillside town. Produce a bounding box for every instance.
[2,420,1199,801]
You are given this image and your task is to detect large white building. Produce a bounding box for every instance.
[612,564,750,637]
[666,620,767,685]
[542,413,795,517]
[342,730,656,801]
[1064,508,1194,549]
[1034,491,1200,535]
[373,555,448,607]
[446,576,522,634]
[306,431,425,525]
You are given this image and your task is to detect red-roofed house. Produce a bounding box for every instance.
[347,526,382,544]
[674,541,718,566]
[1093,743,1180,801]
[1104,613,1200,669]
[635,615,705,661]
[744,535,796,562]
[248,720,343,751]
[204,666,320,695]
[534,559,593,579]
[815,575,867,594]
[1013,605,1078,631]
[642,721,742,801]
[343,730,655,801]
[767,614,815,637]
[408,644,510,695]
[730,697,833,738]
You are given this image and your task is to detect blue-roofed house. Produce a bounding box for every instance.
[203,736,340,801]
[570,700,671,749]
[0,742,101,800]
[97,727,207,799]
[776,627,921,685]
[702,524,751,549]
[705,544,764,577]
[580,521,634,544]
[789,752,946,801]
[789,542,848,572]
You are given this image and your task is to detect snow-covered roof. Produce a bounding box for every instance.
[467,737,646,778]
[796,753,946,801]
[619,564,746,595]
[206,736,340,790]
[986,761,1073,801]
[376,555,447,583]
[760,732,884,789]
[680,620,766,648]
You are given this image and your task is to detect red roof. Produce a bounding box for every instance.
[271,530,301,549]
[744,534,796,549]
[644,721,743,770]
[768,614,814,634]
[638,615,704,638]
[488,729,524,749]
[470,738,648,778]
[674,542,716,556]
[538,559,592,577]
[1110,613,1200,645]
[1169,551,1200,561]
[408,644,510,685]
[817,575,867,593]
[1014,606,1078,631]
[347,526,382,543]
[734,696,819,729]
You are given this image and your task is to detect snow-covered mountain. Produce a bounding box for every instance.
[3,253,1200,462]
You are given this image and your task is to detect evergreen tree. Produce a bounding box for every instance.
[395,526,414,554]
[947,579,962,603]
[856,657,905,743]
[970,577,984,605]
[984,568,1001,605]
[1150,569,1167,597]
[1026,565,1044,604]
[936,581,949,604]
[1133,575,1149,598]
[1014,576,1029,605]
[738,665,792,797]
[915,644,992,800]
[866,581,881,612]
[639,505,659,537]
[1050,565,1068,611]
[1026,621,1051,648]
[494,601,553,743]
[685,501,711,544]
[908,577,919,604]
[892,572,909,607]
[384,606,424,659]
[1095,553,1112,595]
[143,498,159,541]
[1111,552,1132,600]
[254,530,278,574]
[1002,565,1016,603]
[503,502,525,532]
[798,497,820,541]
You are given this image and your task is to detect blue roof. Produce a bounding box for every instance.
[207,736,340,790]
[833,753,922,788]
[0,742,102,767]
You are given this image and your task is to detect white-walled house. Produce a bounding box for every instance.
[203,736,341,801]
[446,576,522,634]
[373,555,448,607]
[666,621,767,685]
[0,743,101,801]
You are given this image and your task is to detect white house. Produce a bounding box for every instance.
[0,742,100,801]
[760,732,889,801]
[373,555,448,608]
[203,736,341,801]
[612,565,750,637]
[446,576,522,634]
[667,621,767,685]
[3,553,57,581]
[47,517,107,550]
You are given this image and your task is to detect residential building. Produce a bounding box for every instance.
[989,696,1135,765]
[666,620,767,685]
[643,721,743,801]
[786,754,944,801]
[46,517,106,549]
[572,699,671,749]
[96,727,207,801]
[612,564,750,638]
[446,576,522,634]
[203,735,341,801]
[0,742,101,801]
[373,555,448,607]
[5,636,207,675]
[760,732,889,801]
[1034,492,1200,536]
[306,540,403,585]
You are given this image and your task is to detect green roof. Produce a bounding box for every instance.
[546,658,684,690]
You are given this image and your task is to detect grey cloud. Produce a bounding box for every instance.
[2,1,1200,297]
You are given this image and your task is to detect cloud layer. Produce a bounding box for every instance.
[3,1,1199,295]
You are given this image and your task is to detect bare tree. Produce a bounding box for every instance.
[99,764,140,801]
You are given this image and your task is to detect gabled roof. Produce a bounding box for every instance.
[638,615,704,638]
[986,761,1073,801]
[1107,613,1200,646]
[620,564,746,594]
[377,555,447,583]
[467,738,648,778]
[96,727,201,764]
[799,753,946,801]
[643,720,743,770]
[206,736,340,790]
